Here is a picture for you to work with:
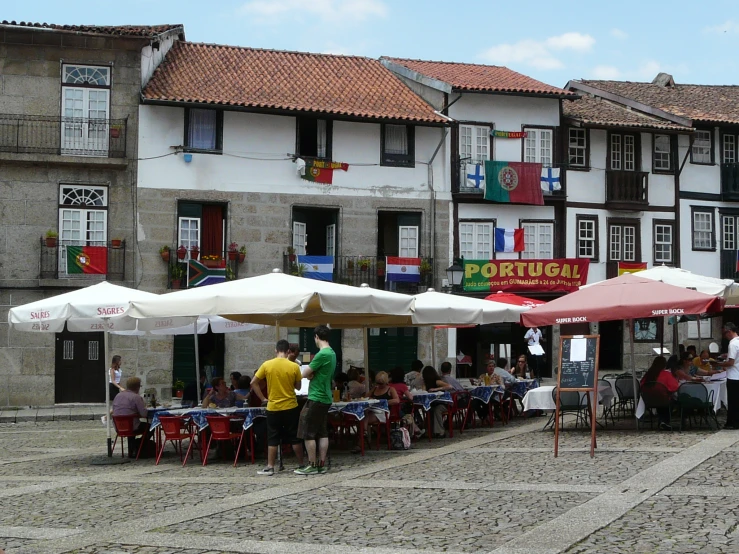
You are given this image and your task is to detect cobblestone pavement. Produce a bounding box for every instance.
[0,415,737,554]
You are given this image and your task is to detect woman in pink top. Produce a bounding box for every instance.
[388,366,413,402]
[641,355,679,430]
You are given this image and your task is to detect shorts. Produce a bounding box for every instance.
[266,406,300,447]
[297,400,331,440]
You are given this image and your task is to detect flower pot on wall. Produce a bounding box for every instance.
[160,250,170,262]
[202,259,222,268]
[111,239,122,248]
[45,237,58,247]
[238,252,246,263]
[171,279,182,289]
[190,248,200,260]
[228,251,238,261]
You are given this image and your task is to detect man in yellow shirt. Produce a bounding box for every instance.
[251,339,305,476]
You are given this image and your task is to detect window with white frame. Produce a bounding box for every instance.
[326,224,336,257]
[399,225,419,258]
[459,221,494,260]
[178,217,200,256]
[459,124,490,164]
[61,64,111,156]
[653,222,674,264]
[524,127,552,166]
[568,128,587,167]
[609,133,636,171]
[608,222,637,262]
[292,221,307,256]
[58,186,108,246]
[576,216,597,260]
[723,215,737,250]
[654,135,672,171]
[691,130,713,164]
[724,134,738,164]
[692,209,714,250]
[521,222,554,259]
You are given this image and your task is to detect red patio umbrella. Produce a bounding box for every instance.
[521,273,724,327]
[485,291,546,308]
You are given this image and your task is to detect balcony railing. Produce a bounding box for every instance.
[282,255,434,292]
[721,163,739,201]
[720,250,738,281]
[605,170,648,209]
[164,247,242,289]
[40,239,126,280]
[0,114,127,158]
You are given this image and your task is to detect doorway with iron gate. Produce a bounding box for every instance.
[55,327,105,403]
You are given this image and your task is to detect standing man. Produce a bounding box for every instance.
[524,326,544,379]
[295,324,336,475]
[711,323,739,429]
[251,340,305,475]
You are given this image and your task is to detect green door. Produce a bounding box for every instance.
[299,328,343,375]
[172,332,225,387]
[368,327,418,373]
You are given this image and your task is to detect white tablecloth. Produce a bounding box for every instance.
[635,379,727,418]
[522,384,615,412]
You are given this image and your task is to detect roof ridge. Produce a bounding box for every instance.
[178,41,372,61]
[385,56,505,69]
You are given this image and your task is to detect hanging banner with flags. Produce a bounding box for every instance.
[188,260,226,287]
[386,256,421,283]
[491,130,528,139]
[618,261,648,276]
[299,160,349,185]
[541,167,561,192]
[494,228,525,253]
[465,163,485,189]
[484,161,544,205]
[66,245,108,275]
[297,255,334,282]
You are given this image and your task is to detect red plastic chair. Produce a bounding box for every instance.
[155,416,197,466]
[234,425,256,466]
[112,415,148,460]
[368,403,401,450]
[444,391,470,438]
[202,415,243,466]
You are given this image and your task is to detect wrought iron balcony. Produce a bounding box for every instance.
[605,170,648,210]
[163,247,243,289]
[40,239,126,280]
[282,254,434,292]
[721,163,739,201]
[0,114,127,158]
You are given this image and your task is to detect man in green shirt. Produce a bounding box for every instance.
[295,324,336,475]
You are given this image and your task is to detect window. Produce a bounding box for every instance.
[399,226,419,258]
[177,202,226,258]
[691,130,713,165]
[292,221,307,256]
[326,224,336,257]
[178,217,200,256]
[692,208,714,251]
[568,128,587,168]
[723,134,736,164]
[523,127,553,166]
[654,135,672,172]
[459,221,494,260]
[576,216,598,261]
[184,108,223,152]
[381,124,415,167]
[608,220,639,262]
[297,117,331,159]
[61,64,111,156]
[521,221,554,259]
[723,215,737,250]
[459,124,490,164]
[58,185,108,276]
[609,133,636,171]
[653,220,674,264]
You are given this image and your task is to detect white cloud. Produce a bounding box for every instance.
[238,0,387,23]
[591,65,621,79]
[704,20,739,34]
[480,32,594,70]
[610,28,628,40]
[638,60,662,79]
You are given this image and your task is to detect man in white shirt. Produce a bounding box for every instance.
[524,327,544,379]
[712,322,739,429]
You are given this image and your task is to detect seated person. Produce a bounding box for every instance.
[422,366,453,438]
[692,349,720,377]
[229,371,242,391]
[182,373,208,407]
[408,359,425,390]
[440,361,465,391]
[495,357,517,386]
[111,377,149,456]
[672,352,702,382]
[510,355,530,378]
[640,355,679,430]
[389,366,414,401]
[249,375,268,407]
[203,376,241,408]
[477,360,504,387]
[363,371,400,429]
[234,375,251,408]
[346,367,366,399]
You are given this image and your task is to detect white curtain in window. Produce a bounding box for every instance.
[188,109,217,150]
[385,125,408,155]
[317,120,327,158]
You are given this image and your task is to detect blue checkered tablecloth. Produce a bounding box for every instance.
[412,391,453,412]
[511,379,539,399]
[149,407,266,432]
[470,385,506,405]
[328,399,389,420]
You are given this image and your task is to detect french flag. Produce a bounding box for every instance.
[386,256,421,283]
[297,255,334,282]
[494,228,525,253]
[736,250,739,273]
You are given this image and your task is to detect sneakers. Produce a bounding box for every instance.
[294,464,321,475]
[293,464,311,474]
[658,422,672,431]
[317,464,328,474]
[257,466,274,476]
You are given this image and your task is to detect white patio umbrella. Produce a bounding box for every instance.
[7,282,160,457]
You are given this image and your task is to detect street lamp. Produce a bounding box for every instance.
[445,258,464,292]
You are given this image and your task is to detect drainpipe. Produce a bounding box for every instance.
[427,127,450,281]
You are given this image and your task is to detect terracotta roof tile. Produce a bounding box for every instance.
[384,57,575,97]
[142,43,446,124]
[579,79,739,125]
[0,21,183,38]
[563,95,692,131]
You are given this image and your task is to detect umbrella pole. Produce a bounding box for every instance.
[697,315,702,353]
[629,318,638,429]
[431,328,437,370]
[194,320,201,403]
[275,321,280,342]
[104,318,112,457]
[364,327,370,395]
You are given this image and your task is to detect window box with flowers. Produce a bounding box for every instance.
[228,242,239,261]
[201,254,223,268]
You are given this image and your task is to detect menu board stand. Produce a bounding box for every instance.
[554,334,600,458]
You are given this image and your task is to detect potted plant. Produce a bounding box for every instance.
[238,245,246,263]
[226,266,236,281]
[173,379,185,398]
[45,230,58,248]
[190,245,200,260]
[228,242,239,261]
[287,246,296,262]
[170,264,186,289]
[376,259,385,277]
[358,257,371,271]
[290,262,306,277]
[201,254,222,268]
[159,245,170,262]
[111,238,122,248]
[347,259,355,271]
[420,259,432,276]
[176,245,187,260]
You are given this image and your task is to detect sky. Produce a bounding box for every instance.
[6,0,739,87]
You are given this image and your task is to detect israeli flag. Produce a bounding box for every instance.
[297,255,334,282]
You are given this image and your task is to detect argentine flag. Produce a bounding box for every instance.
[297,255,334,282]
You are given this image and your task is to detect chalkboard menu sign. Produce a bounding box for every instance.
[559,336,598,389]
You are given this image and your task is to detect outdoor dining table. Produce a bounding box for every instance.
[635,378,727,418]
[521,383,616,429]
[460,385,504,430]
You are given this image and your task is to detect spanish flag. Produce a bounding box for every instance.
[66,245,108,274]
[617,261,647,276]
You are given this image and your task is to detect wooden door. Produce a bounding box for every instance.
[368,327,418,374]
[55,329,105,403]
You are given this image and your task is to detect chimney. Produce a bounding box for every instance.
[652,72,675,87]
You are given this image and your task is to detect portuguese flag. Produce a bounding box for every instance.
[301,160,349,185]
[66,245,108,274]
[484,161,544,205]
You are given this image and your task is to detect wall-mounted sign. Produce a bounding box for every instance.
[463,258,589,293]
[491,130,528,139]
